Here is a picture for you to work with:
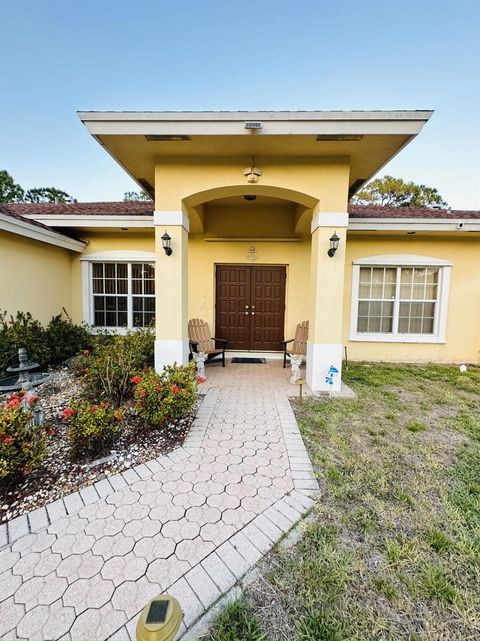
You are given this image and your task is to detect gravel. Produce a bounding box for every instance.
[0,364,199,523]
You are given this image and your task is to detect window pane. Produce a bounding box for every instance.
[422,318,434,333]
[369,317,381,332]
[409,318,422,333]
[384,283,396,299]
[105,297,116,311]
[381,317,393,332]
[133,297,143,312]
[371,284,384,298]
[104,264,116,279]
[144,297,155,312]
[94,311,104,326]
[105,279,116,294]
[144,279,155,295]
[359,267,371,282]
[370,302,382,316]
[92,264,103,278]
[385,268,396,283]
[414,268,427,283]
[94,296,105,311]
[372,268,384,284]
[105,312,116,326]
[426,268,438,284]
[359,283,370,298]
[118,312,128,327]
[423,302,435,317]
[144,264,155,279]
[117,279,128,294]
[357,316,368,332]
[117,263,127,279]
[132,279,142,295]
[118,297,127,311]
[424,284,437,300]
[132,264,142,279]
[412,283,425,299]
[400,283,413,299]
[144,313,155,326]
[401,268,413,284]
[93,278,103,294]
[133,312,143,327]
[398,317,409,333]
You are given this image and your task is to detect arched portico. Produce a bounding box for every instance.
[154,177,348,392]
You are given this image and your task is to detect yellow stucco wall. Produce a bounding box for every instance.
[343,234,480,364]
[0,230,73,324]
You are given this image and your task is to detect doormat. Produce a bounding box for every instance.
[231,357,267,364]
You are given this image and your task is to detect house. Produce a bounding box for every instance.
[1,111,479,392]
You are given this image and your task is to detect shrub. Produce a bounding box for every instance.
[0,392,49,479]
[0,309,92,375]
[76,329,155,406]
[133,363,199,430]
[63,399,124,456]
[0,311,49,375]
[44,313,93,365]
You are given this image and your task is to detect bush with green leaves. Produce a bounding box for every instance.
[76,328,155,406]
[132,363,199,430]
[0,310,92,375]
[0,392,50,479]
[63,400,124,456]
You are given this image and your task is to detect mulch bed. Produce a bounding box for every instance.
[0,364,199,524]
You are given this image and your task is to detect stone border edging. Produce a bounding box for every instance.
[0,388,220,551]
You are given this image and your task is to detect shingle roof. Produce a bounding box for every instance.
[1,201,478,220]
[0,201,154,216]
[0,204,66,232]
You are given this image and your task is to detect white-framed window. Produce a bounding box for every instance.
[81,251,156,331]
[349,255,452,343]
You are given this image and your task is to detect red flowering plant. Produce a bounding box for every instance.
[132,363,198,430]
[0,392,48,479]
[71,329,154,407]
[63,399,125,456]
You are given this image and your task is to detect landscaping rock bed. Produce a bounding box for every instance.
[0,364,199,523]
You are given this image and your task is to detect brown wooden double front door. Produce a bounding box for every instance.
[215,265,286,351]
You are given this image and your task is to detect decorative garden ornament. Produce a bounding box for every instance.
[193,351,207,380]
[290,354,303,384]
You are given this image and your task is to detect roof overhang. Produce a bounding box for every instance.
[21,214,154,228]
[0,212,86,251]
[78,110,433,198]
[348,217,480,232]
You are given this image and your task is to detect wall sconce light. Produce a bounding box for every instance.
[161,231,172,256]
[327,231,340,257]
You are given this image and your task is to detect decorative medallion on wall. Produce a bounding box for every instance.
[248,246,258,262]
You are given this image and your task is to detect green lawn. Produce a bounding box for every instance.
[208,362,480,641]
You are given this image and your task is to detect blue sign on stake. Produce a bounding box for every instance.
[325,365,339,386]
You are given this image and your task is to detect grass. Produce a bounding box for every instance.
[207,362,480,641]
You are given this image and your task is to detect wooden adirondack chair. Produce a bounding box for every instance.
[188,318,228,367]
[282,320,309,368]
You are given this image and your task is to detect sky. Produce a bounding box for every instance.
[1,0,479,209]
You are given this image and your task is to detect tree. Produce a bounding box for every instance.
[352,175,448,208]
[0,170,75,204]
[124,190,151,202]
[0,170,24,203]
[24,187,75,203]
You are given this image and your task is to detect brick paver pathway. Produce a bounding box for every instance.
[0,361,318,640]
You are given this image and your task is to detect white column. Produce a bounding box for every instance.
[154,210,190,372]
[306,212,348,392]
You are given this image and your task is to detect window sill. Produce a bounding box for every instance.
[349,333,446,344]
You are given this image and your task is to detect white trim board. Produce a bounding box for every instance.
[153,211,190,232]
[80,250,155,262]
[311,212,348,232]
[0,212,86,252]
[349,218,480,232]
[22,214,154,228]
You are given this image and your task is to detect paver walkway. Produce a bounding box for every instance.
[0,361,318,640]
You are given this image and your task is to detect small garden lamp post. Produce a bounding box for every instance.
[327,231,340,257]
[161,231,172,256]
